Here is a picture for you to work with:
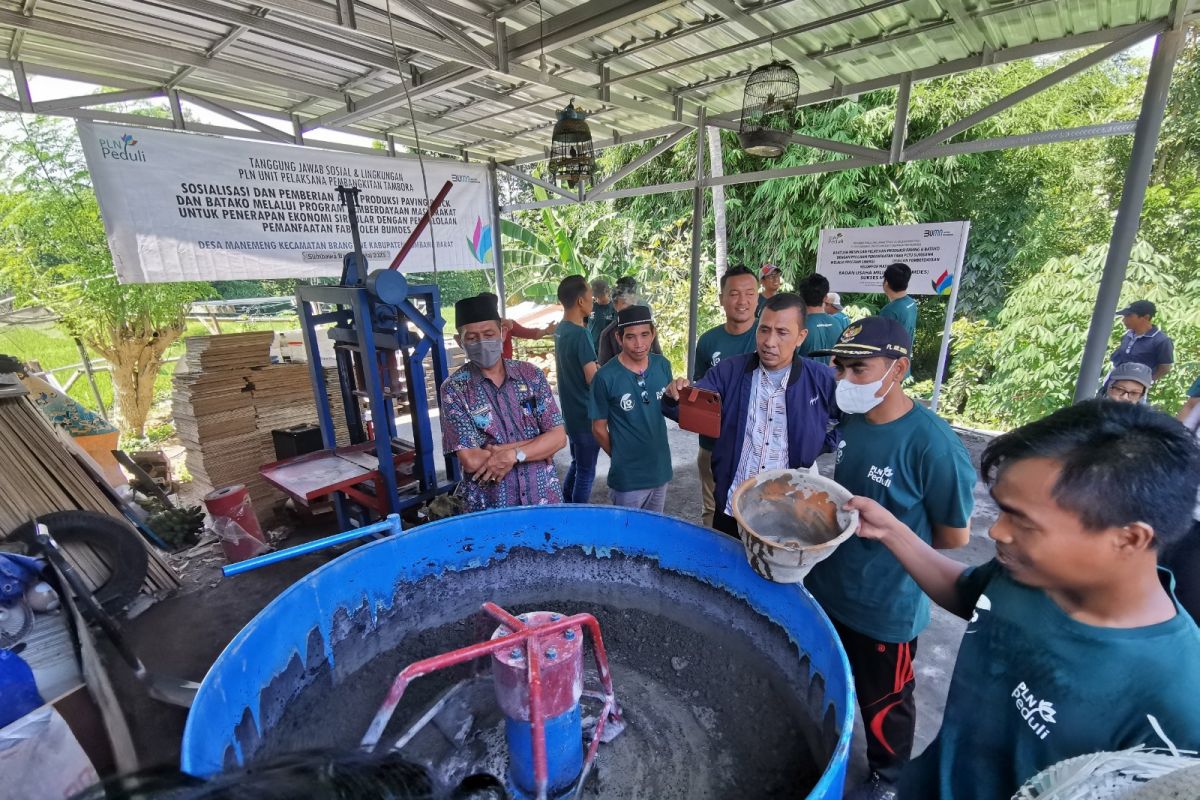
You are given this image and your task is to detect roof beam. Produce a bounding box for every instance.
[166,23,250,89]
[0,8,342,101]
[300,66,484,131]
[587,125,690,195]
[905,25,1154,157]
[388,0,497,68]
[702,0,838,88]
[505,0,684,62]
[34,87,164,113]
[707,117,887,161]
[495,162,579,201]
[178,91,295,143]
[608,0,910,85]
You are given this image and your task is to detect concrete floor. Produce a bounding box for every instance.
[115,414,999,796]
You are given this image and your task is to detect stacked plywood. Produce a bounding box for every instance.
[172,333,272,506]
[174,335,360,511]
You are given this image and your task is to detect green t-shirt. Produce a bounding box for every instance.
[553,320,598,438]
[693,323,757,451]
[805,402,976,642]
[1188,374,1200,398]
[799,311,848,365]
[589,354,674,492]
[588,302,616,348]
[880,297,918,378]
[901,561,1200,800]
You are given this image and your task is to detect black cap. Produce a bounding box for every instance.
[1116,299,1155,318]
[616,305,654,328]
[455,293,501,328]
[811,315,912,360]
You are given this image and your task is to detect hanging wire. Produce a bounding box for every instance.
[538,0,547,80]
[384,0,439,279]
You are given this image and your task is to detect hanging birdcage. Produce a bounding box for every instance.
[548,100,597,188]
[738,61,799,158]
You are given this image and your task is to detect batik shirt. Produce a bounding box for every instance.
[440,359,564,512]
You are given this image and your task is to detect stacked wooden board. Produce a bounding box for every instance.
[0,386,179,595]
[172,333,272,507]
[173,334,353,510]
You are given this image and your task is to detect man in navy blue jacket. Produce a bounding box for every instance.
[664,293,839,536]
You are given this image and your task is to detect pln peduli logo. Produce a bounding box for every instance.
[468,217,493,264]
[99,132,146,162]
[932,269,953,296]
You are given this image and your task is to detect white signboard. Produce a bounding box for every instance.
[816,221,970,296]
[77,122,494,283]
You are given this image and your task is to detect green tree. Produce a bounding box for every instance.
[0,114,209,436]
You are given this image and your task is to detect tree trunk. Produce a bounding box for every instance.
[92,326,182,438]
[707,127,728,287]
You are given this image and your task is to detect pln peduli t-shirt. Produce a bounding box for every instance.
[799,311,848,365]
[805,402,976,642]
[900,561,1200,800]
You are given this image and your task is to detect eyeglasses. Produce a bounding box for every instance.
[636,373,650,404]
[1107,386,1145,401]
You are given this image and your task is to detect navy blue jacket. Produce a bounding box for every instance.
[664,353,840,515]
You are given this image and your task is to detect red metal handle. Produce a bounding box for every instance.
[388,180,453,270]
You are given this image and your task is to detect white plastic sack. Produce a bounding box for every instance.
[0,705,99,800]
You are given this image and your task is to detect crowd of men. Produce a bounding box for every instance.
[438,265,1200,800]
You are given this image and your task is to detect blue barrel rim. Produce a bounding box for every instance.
[182,505,855,798]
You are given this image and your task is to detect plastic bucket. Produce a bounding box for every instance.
[203,485,266,564]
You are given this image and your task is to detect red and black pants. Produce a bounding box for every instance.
[832,618,919,785]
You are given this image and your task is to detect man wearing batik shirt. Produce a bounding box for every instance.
[440,294,567,512]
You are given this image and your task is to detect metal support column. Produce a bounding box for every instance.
[1073,30,1184,402]
[686,108,707,379]
[489,160,508,312]
[72,337,107,420]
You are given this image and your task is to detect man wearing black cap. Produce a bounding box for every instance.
[663,293,840,537]
[804,316,976,800]
[1111,300,1173,383]
[596,277,663,366]
[589,305,674,513]
[439,293,567,513]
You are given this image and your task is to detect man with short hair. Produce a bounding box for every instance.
[1103,361,1153,404]
[804,317,976,800]
[587,278,615,349]
[590,306,674,513]
[440,294,567,513]
[692,265,760,527]
[664,293,839,537]
[852,401,1200,800]
[756,263,783,316]
[554,275,601,504]
[826,292,850,328]
[798,274,847,365]
[1111,299,1173,382]
[597,278,663,366]
[879,263,918,380]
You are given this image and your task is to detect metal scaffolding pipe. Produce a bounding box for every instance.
[1073,30,1184,402]
[687,109,707,379]
[489,161,508,314]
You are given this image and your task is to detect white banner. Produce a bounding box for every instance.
[815,221,970,296]
[77,122,494,283]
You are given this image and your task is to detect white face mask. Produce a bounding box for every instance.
[836,373,893,415]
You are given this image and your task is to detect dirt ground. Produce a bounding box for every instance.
[111,417,999,795]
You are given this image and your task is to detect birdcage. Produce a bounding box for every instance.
[548,100,596,188]
[737,61,799,158]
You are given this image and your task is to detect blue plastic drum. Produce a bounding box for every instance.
[182,506,854,798]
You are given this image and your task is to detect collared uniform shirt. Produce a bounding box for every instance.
[1110,325,1174,371]
[725,365,791,514]
[440,359,564,512]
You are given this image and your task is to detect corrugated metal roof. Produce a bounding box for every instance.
[0,0,1190,161]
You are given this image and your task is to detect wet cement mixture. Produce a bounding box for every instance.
[252,548,841,798]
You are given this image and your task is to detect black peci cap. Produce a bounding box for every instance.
[616,305,654,328]
[455,293,502,328]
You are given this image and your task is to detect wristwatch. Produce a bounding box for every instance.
[515,449,527,463]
